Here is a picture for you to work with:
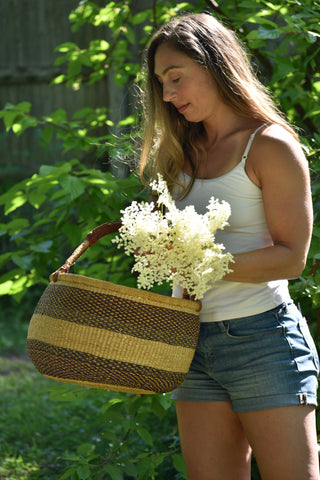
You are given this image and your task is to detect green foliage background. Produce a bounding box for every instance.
[0,0,319,478]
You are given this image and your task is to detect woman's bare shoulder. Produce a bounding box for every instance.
[247,124,308,186]
[255,124,304,158]
[246,125,308,187]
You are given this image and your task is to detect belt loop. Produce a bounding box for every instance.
[299,393,308,405]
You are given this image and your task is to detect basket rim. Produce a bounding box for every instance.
[49,273,202,314]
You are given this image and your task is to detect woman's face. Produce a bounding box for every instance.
[154,43,221,124]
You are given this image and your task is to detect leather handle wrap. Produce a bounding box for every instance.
[50,221,122,282]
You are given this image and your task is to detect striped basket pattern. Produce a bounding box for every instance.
[27,273,201,394]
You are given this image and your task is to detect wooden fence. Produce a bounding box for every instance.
[0,0,129,180]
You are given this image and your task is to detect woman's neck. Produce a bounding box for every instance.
[202,107,254,149]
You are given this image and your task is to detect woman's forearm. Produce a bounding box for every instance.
[223,244,307,283]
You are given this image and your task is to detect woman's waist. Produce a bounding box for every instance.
[198,279,291,322]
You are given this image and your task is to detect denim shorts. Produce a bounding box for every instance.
[171,303,319,412]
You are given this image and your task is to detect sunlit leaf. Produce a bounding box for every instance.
[3,191,27,215]
[51,74,66,85]
[55,42,79,53]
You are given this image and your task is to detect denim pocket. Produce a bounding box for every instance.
[277,306,320,374]
[225,311,282,340]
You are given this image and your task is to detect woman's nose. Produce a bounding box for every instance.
[162,84,176,102]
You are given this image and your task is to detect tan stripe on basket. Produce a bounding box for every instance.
[28,314,194,373]
[55,274,201,314]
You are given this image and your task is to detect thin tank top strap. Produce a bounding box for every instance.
[241,123,268,161]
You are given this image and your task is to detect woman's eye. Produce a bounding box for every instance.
[173,78,180,83]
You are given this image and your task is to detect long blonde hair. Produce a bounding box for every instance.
[139,13,297,196]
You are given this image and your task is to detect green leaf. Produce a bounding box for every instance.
[125,25,135,44]
[176,2,194,11]
[89,39,110,51]
[55,42,79,53]
[15,101,32,113]
[59,175,86,200]
[30,240,53,253]
[3,111,19,131]
[272,58,295,82]
[51,74,66,85]
[12,117,38,135]
[89,52,106,63]
[76,465,91,480]
[157,393,173,410]
[257,26,281,39]
[11,254,34,270]
[103,464,124,480]
[42,125,54,143]
[122,459,137,477]
[136,456,155,478]
[0,269,28,296]
[313,81,320,93]
[38,162,73,179]
[67,59,82,77]
[102,405,129,425]
[1,218,29,234]
[0,252,12,268]
[136,426,153,446]
[45,108,67,124]
[73,108,94,119]
[131,10,150,25]
[311,226,320,238]
[47,386,88,402]
[54,55,69,66]
[100,430,118,444]
[38,165,55,176]
[173,454,188,477]
[117,115,136,127]
[76,442,95,456]
[1,190,27,215]
[93,4,116,26]
[246,15,277,27]
[58,467,76,480]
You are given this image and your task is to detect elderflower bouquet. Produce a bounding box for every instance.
[113,175,233,300]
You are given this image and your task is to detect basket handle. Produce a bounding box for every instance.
[50,220,122,282]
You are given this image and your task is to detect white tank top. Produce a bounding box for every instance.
[173,124,291,322]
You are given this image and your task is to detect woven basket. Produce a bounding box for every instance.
[27,221,201,394]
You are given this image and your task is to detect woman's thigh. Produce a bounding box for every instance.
[175,400,252,480]
[239,405,319,480]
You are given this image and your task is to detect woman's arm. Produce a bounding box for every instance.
[223,125,313,283]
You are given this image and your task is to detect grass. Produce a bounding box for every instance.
[0,305,184,480]
[0,355,109,479]
[0,352,187,480]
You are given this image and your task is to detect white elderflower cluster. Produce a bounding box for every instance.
[113,175,234,300]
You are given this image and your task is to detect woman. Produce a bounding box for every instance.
[139,12,319,480]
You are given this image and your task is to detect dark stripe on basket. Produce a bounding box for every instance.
[27,339,185,394]
[34,284,199,348]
